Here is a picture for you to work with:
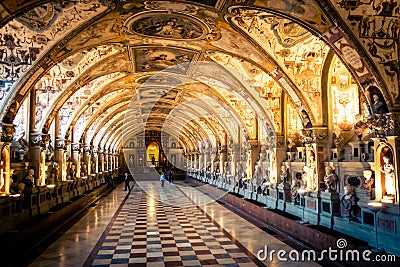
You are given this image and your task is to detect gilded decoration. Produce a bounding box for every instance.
[329,55,360,132]
[229,7,329,125]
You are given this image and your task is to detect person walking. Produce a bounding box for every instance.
[167,169,171,183]
[160,170,165,187]
[124,172,131,191]
[170,167,175,184]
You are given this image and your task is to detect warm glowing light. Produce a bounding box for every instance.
[47,184,55,188]
[149,198,155,217]
[368,202,383,208]
[298,188,309,197]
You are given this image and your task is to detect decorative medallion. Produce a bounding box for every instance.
[124,11,209,40]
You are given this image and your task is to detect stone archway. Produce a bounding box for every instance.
[146,142,160,167]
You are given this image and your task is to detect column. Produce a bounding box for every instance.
[98,149,104,173]
[83,144,91,177]
[71,143,81,178]
[219,146,227,174]
[92,148,98,175]
[0,123,15,195]
[30,133,48,186]
[54,138,67,181]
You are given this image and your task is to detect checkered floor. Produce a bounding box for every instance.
[87,183,261,266]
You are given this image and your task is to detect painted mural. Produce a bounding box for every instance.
[208,51,282,132]
[133,46,197,73]
[251,0,332,32]
[124,11,207,40]
[0,0,108,117]
[34,45,124,131]
[228,7,330,125]
[59,72,126,138]
[330,0,400,103]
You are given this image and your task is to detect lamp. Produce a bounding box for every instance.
[367,202,384,253]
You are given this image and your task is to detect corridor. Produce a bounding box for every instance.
[28,180,318,267]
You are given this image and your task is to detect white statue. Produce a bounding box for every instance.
[381,156,395,196]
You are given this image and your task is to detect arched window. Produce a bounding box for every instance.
[171,142,176,148]
[130,142,134,148]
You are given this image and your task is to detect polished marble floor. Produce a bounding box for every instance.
[29,180,320,267]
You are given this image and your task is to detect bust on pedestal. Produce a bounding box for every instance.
[324,166,338,193]
[341,185,359,222]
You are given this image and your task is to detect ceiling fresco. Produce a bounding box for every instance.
[0,0,109,116]
[132,46,197,73]
[228,7,331,125]
[251,0,332,32]
[0,0,396,154]
[328,0,399,103]
[124,11,209,40]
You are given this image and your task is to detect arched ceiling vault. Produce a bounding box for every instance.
[0,0,397,153]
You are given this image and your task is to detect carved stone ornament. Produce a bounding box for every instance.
[42,134,50,146]
[72,143,81,152]
[314,127,329,141]
[55,139,65,150]
[30,133,43,146]
[300,128,314,144]
[84,145,92,153]
[365,113,400,137]
[1,123,15,143]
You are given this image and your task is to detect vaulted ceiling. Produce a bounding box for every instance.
[0,0,398,153]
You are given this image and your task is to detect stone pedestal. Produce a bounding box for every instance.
[30,187,39,217]
[286,152,296,162]
[319,191,340,228]
[295,147,306,162]
[266,186,278,209]
[251,183,258,201]
[37,186,49,214]
[277,182,291,211]
[304,191,320,225]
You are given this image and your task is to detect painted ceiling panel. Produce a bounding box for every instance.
[59,73,127,138]
[252,0,332,32]
[327,0,399,104]
[228,7,330,125]
[35,45,124,131]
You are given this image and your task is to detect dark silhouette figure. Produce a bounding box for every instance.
[124,173,131,191]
